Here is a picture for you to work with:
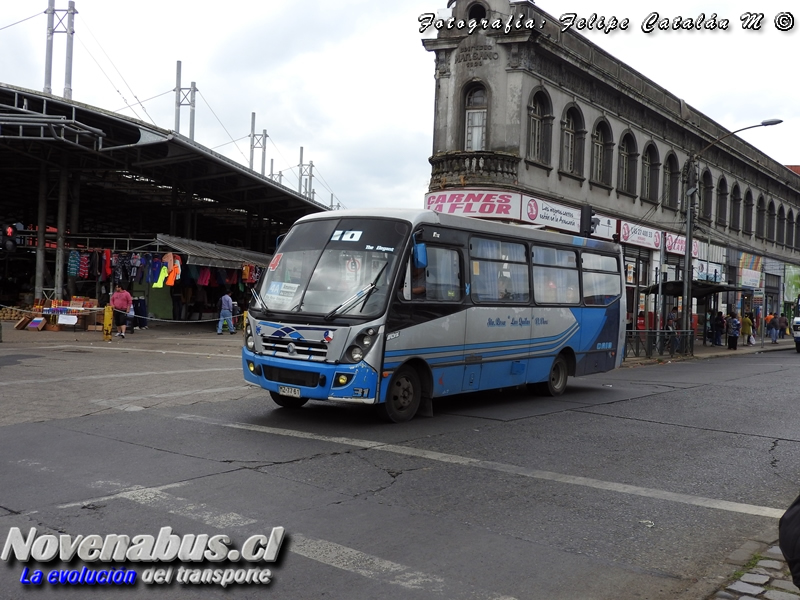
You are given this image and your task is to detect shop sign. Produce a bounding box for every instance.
[619,221,661,249]
[695,261,723,282]
[665,233,700,258]
[425,189,521,219]
[740,268,761,288]
[592,214,618,241]
[753,288,764,306]
[520,196,580,232]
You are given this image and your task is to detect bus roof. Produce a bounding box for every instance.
[294,208,620,251]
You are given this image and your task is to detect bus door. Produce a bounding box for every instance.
[466,238,532,391]
[388,244,466,397]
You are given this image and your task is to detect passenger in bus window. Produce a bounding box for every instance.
[411,266,426,299]
[498,275,512,300]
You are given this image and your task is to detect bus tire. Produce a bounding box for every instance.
[272,394,309,409]
[379,366,421,423]
[796,341,800,353]
[536,354,568,397]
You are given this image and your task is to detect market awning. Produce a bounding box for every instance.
[639,280,748,298]
[155,234,273,269]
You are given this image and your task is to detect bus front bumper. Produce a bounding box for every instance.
[242,348,379,405]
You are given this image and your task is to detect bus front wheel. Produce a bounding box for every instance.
[272,394,309,409]
[536,355,568,397]
[380,366,421,423]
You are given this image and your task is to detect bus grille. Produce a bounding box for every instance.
[263,367,320,388]
[261,336,328,361]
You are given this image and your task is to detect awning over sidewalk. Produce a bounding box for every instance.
[155,234,272,270]
[639,280,747,298]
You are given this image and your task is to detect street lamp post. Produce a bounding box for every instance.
[682,119,782,352]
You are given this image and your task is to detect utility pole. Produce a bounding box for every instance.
[43,0,77,98]
[682,119,782,353]
[174,62,196,139]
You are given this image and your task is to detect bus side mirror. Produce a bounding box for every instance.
[275,234,286,249]
[413,242,428,269]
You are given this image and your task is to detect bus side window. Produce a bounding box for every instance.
[402,247,461,302]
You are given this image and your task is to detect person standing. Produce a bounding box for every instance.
[217,289,236,335]
[110,284,133,339]
[741,312,754,346]
[779,312,789,340]
[769,312,780,344]
[713,311,726,346]
[727,312,741,350]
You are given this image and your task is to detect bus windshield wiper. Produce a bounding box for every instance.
[323,283,376,321]
[251,288,270,313]
[324,263,388,320]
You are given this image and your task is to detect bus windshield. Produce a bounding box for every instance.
[256,217,410,318]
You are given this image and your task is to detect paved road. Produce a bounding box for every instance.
[1,322,798,599]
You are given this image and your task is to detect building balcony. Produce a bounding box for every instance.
[428,151,520,189]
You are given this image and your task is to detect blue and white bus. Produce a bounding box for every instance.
[242,209,625,422]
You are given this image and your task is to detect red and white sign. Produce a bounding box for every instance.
[665,233,700,258]
[521,196,580,232]
[425,190,521,219]
[619,221,661,249]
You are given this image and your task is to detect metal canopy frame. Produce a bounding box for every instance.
[0,82,327,246]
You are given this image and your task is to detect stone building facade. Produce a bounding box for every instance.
[422,0,800,327]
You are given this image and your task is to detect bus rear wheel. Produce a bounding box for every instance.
[272,394,309,409]
[379,366,421,423]
[536,354,568,397]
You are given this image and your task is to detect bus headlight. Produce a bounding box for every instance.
[347,346,364,362]
[245,323,255,351]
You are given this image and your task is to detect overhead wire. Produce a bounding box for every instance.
[76,15,157,126]
[197,90,249,164]
[0,12,41,32]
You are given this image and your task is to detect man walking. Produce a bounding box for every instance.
[110,284,133,339]
[217,289,236,335]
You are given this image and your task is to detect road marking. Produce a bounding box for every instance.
[89,386,251,412]
[176,415,786,519]
[55,480,516,599]
[291,535,518,599]
[0,367,240,387]
[58,483,255,528]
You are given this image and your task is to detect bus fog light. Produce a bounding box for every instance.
[337,374,348,385]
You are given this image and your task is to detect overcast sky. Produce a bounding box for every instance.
[0,1,797,212]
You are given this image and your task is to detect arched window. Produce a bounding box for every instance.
[465,85,487,151]
[730,185,741,231]
[743,190,754,234]
[777,205,785,245]
[767,200,776,241]
[756,195,766,238]
[560,106,585,177]
[716,177,728,227]
[590,120,613,186]
[617,132,638,195]
[527,91,552,164]
[662,154,679,209]
[640,143,659,202]
[468,2,487,21]
[700,170,713,221]
[787,210,795,248]
[795,217,800,250]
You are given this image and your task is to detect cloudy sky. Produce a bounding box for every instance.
[0,1,797,211]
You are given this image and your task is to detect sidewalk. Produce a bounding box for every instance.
[623,334,795,367]
[0,318,244,350]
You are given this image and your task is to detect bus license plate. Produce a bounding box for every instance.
[278,385,301,398]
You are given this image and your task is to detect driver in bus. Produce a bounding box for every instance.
[411,266,426,299]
